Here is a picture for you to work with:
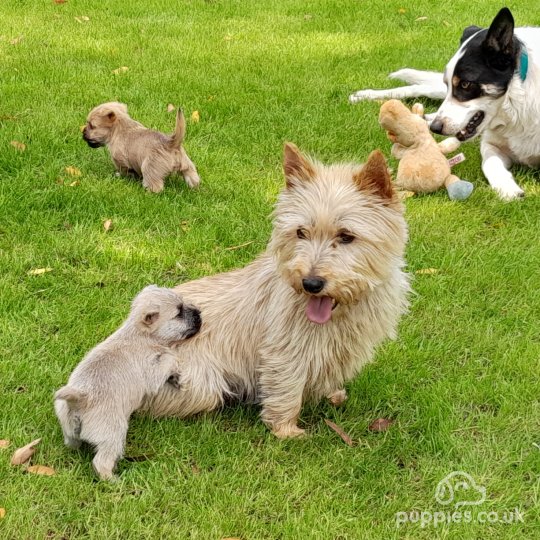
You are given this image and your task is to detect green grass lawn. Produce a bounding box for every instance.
[1,0,539,538]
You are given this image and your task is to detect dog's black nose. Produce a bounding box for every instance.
[302,277,326,294]
[430,118,444,134]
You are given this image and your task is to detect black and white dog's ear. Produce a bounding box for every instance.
[483,7,515,57]
[460,25,482,45]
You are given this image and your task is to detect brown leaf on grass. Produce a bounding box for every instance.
[0,440,11,449]
[27,465,56,476]
[191,110,200,123]
[103,219,113,232]
[68,180,80,187]
[10,140,26,152]
[65,166,81,177]
[398,190,415,200]
[112,66,129,75]
[167,103,176,113]
[54,0,67,4]
[324,419,354,447]
[10,438,41,465]
[190,459,201,475]
[27,268,53,276]
[415,268,438,275]
[180,220,190,232]
[368,418,393,432]
[0,508,5,519]
[10,36,24,45]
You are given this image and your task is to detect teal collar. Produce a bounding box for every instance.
[519,49,528,82]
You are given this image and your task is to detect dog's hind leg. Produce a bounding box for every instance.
[90,423,128,481]
[389,69,444,87]
[141,157,167,193]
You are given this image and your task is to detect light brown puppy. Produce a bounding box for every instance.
[54,285,201,480]
[83,102,200,192]
[142,144,410,439]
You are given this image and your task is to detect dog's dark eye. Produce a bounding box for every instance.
[296,228,308,239]
[176,305,184,318]
[459,81,470,90]
[338,232,355,244]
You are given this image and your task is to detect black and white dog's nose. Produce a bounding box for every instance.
[430,118,444,134]
[302,277,326,294]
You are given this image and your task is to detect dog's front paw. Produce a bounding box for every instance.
[327,389,348,407]
[272,424,306,439]
[494,184,525,201]
[349,90,379,103]
[183,171,201,189]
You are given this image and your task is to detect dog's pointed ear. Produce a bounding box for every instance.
[106,111,116,122]
[353,150,395,200]
[460,25,482,45]
[283,142,316,188]
[483,8,515,60]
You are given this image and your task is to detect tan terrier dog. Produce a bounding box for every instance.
[54,285,201,480]
[142,144,410,439]
[83,102,200,192]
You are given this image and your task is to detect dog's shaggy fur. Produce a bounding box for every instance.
[54,285,201,480]
[83,102,200,193]
[142,144,410,438]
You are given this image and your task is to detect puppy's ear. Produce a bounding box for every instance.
[283,142,316,188]
[483,7,515,64]
[142,311,160,326]
[105,111,117,124]
[353,150,395,201]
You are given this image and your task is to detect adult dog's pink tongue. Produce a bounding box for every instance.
[306,296,333,324]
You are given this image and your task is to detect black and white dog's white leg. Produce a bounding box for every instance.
[349,69,447,103]
[481,140,525,200]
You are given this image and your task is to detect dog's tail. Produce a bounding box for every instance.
[170,108,186,149]
[54,385,88,409]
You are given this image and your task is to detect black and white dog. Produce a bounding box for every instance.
[349,8,540,200]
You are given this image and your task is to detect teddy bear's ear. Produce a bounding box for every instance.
[353,150,395,201]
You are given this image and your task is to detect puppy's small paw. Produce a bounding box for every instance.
[327,389,348,407]
[272,424,306,439]
[167,373,181,389]
[183,172,201,189]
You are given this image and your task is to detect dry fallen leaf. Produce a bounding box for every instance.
[54,0,67,4]
[0,508,5,519]
[27,268,53,276]
[74,16,90,23]
[415,16,428,21]
[368,418,393,432]
[0,440,11,449]
[167,103,176,113]
[10,35,23,45]
[10,438,41,465]
[103,219,113,232]
[112,66,129,75]
[191,110,200,123]
[10,140,26,152]
[65,166,81,177]
[325,419,354,446]
[68,180,80,187]
[27,465,55,476]
[398,190,415,200]
[415,268,438,275]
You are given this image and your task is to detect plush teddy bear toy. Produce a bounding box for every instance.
[379,99,473,200]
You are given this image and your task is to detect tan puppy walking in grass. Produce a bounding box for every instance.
[143,144,410,438]
[54,285,201,480]
[82,102,200,192]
